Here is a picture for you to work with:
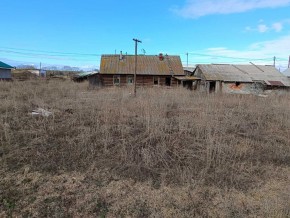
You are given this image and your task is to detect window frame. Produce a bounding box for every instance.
[153,76,159,85]
[127,75,134,85]
[113,75,121,86]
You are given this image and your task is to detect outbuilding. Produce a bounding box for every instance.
[0,61,14,81]
[194,64,290,94]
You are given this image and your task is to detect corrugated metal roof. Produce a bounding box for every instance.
[100,55,184,76]
[196,64,290,86]
[0,61,14,69]
[268,81,285,86]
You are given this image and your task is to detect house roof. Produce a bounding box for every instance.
[100,55,184,76]
[0,61,14,69]
[196,64,290,86]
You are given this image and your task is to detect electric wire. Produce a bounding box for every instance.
[0,46,288,68]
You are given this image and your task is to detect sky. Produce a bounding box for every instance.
[1,0,290,74]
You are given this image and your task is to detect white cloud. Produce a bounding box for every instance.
[258,24,269,33]
[245,20,286,33]
[272,22,283,32]
[173,0,290,18]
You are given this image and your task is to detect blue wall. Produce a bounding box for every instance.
[0,69,12,79]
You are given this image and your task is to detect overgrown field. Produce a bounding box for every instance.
[1,80,290,217]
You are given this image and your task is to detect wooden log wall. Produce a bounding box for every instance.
[96,74,180,87]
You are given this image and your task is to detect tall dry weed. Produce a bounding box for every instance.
[1,80,290,217]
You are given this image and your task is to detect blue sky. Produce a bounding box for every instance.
[1,0,290,73]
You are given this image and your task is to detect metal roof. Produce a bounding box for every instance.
[268,81,285,86]
[196,64,290,86]
[76,71,99,78]
[100,55,184,76]
[0,61,14,69]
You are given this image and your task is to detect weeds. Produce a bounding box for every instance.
[0,80,290,217]
[2,198,16,217]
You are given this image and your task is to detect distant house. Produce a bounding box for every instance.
[0,61,14,80]
[194,64,290,94]
[89,53,185,87]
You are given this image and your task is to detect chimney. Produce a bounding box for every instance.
[159,53,164,61]
[119,51,123,60]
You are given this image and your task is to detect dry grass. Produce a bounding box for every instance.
[1,80,290,217]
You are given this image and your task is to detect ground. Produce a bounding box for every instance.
[1,80,290,217]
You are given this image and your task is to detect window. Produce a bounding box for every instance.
[127,76,134,85]
[153,76,159,85]
[113,75,120,86]
[165,77,171,86]
[209,81,216,93]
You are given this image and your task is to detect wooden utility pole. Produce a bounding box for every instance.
[273,56,276,67]
[288,55,290,69]
[133,38,142,96]
[186,52,189,67]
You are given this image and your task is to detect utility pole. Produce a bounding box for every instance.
[288,55,290,69]
[133,38,142,96]
[186,52,189,67]
[273,56,276,67]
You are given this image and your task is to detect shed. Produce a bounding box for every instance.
[0,61,14,80]
[194,64,290,94]
[90,54,185,87]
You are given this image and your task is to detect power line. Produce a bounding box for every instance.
[1,46,288,69]
[0,50,101,62]
[1,46,286,62]
[0,46,102,56]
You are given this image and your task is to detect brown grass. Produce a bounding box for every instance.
[1,80,290,217]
